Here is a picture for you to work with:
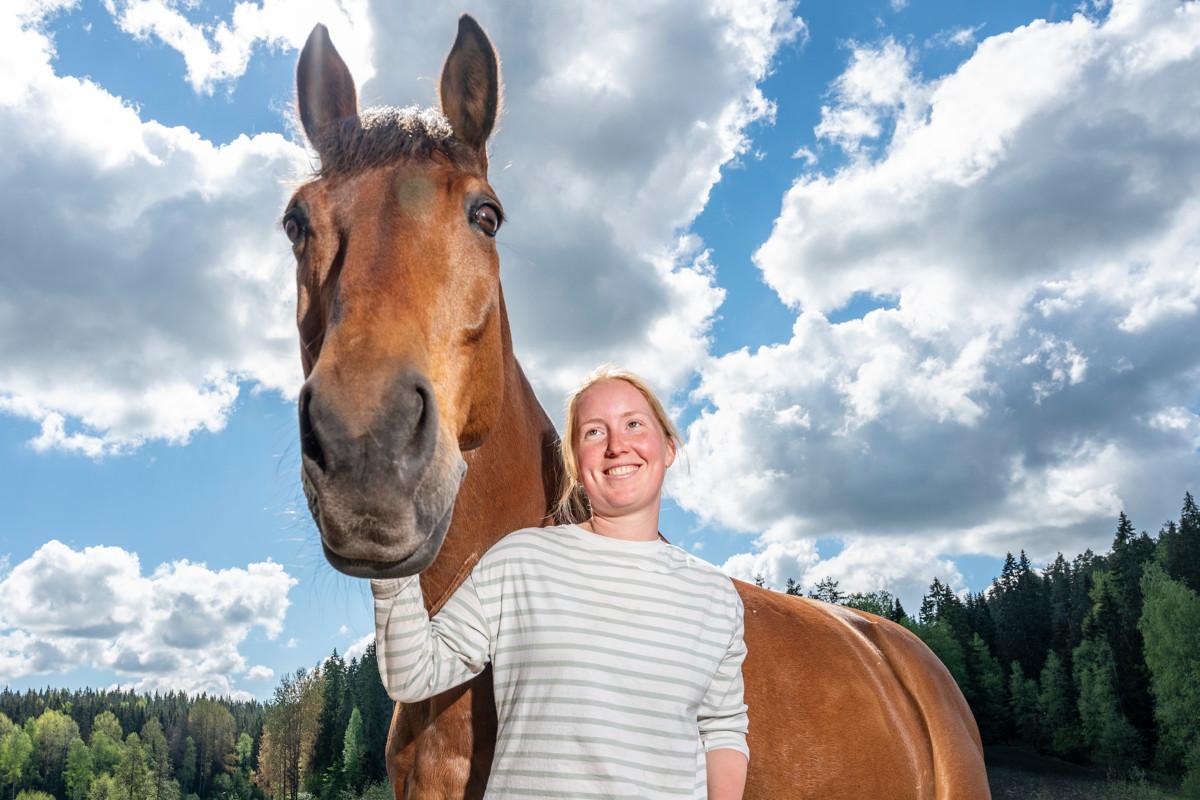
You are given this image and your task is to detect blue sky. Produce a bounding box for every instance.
[2,0,1198,699]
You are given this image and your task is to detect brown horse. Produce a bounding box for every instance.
[285,15,990,800]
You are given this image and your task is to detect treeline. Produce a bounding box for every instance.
[766,491,1200,795]
[0,643,395,800]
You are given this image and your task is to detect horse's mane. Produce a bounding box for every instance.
[312,105,470,178]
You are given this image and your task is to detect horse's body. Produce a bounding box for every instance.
[286,16,989,800]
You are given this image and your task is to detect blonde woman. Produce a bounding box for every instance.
[371,365,749,799]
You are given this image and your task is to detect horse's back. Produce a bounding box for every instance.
[737,582,990,800]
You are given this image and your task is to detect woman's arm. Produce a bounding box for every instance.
[370,572,492,703]
[698,586,750,799]
[706,748,748,800]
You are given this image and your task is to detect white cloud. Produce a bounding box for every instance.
[1,0,804,453]
[0,2,310,454]
[0,540,297,696]
[927,24,986,49]
[245,664,275,681]
[359,1,805,410]
[103,0,374,94]
[671,0,1200,592]
[344,631,373,662]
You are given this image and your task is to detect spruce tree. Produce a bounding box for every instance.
[1162,492,1200,593]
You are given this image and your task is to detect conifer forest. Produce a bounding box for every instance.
[1,492,1197,799]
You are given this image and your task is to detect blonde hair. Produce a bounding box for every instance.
[553,365,684,524]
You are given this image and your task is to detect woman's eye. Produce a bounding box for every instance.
[628,420,643,429]
[584,428,602,439]
[472,204,501,237]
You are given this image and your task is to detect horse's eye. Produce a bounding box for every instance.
[472,204,501,237]
[283,210,306,246]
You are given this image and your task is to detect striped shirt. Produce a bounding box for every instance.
[371,523,749,799]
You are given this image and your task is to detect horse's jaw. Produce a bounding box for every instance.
[303,448,467,579]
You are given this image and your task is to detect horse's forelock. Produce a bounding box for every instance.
[312,105,471,178]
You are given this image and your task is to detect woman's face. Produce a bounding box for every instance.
[574,379,676,520]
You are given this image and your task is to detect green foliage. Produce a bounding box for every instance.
[188,699,237,797]
[91,712,122,743]
[915,620,969,689]
[341,708,365,793]
[15,790,55,800]
[1037,650,1081,758]
[116,732,152,800]
[0,726,34,798]
[31,707,80,796]
[64,737,94,800]
[843,589,904,621]
[1138,561,1200,784]
[1009,661,1040,744]
[808,575,844,604]
[88,772,118,800]
[178,736,197,795]
[1074,635,1142,772]
[965,632,1008,743]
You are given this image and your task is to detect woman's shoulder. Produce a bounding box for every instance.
[478,524,568,563]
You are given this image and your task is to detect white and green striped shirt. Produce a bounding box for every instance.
[371,523,749,799]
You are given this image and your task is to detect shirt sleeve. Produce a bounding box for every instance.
[697,585,750,761]
[370,569,493,703]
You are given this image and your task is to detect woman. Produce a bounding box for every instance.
[371,365,749,799]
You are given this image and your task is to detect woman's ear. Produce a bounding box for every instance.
[665,437,677,469]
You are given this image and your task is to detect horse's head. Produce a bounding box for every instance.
[286,16,505,579]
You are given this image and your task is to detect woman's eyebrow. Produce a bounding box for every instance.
[579,411,644,426]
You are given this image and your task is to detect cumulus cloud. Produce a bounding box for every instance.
[0,1,311,454]
[672,0,1200,592]
[0,540,296,696]
[1,0,804,453]
[103,0,374,93]
[359,1,805,409]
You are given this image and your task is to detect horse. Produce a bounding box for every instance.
[285,14,991,800]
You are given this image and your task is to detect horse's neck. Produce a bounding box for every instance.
[420,317,562,610]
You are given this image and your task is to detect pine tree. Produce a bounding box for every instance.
[784,578,802,596]
[808,576,843,605]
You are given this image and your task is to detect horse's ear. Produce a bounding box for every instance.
[297,24,359,152]
[439,14,501,164]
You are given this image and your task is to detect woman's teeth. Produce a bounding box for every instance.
[605,465,639,477]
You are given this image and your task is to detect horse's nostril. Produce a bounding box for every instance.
[299,383,328,472]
